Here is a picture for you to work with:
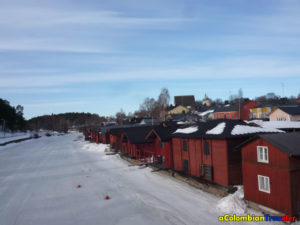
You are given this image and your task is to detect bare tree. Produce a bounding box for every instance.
[115,109,126,125]
[157,88,170,120]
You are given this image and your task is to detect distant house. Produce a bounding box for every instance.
[241,133,300,216]
[168,105,190,116]
[269,105,300,121]
[214,100,257,120]
[174,95,195,109]
[202,94,212,107]
[198,109,214,120]
[249,105,277,119]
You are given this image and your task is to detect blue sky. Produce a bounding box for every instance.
[1,0,300,119]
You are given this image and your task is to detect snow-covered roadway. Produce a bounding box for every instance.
[0,133,290,225]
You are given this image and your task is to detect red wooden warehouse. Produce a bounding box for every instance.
[241,133,300,216]
[145,124,178,169]
[172,119,282,187]
[121,126,155,161]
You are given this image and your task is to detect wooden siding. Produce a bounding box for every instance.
[242,138,295,215]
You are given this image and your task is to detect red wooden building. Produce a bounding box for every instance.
[241,133,300,216]
[172,119,282,187]
[121,126,155,161]
[100,127,111,144]
[214,100,257,120]
[145,125,178,168]
[84,128,91,141]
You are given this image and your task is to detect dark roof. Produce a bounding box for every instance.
[214,104,238,113]
[123,126,157,144]
[174,95,195,107]
[258,133,300,156]
[278,105,300,115]
[148,125,179,142]
[172,119,282,139]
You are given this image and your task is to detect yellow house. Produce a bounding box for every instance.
[168,105,190,115]
[250,105,277,119]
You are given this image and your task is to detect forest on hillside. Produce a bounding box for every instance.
[27,113,107,132]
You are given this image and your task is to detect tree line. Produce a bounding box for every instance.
[0,98,26,131]
[27,113,107,132]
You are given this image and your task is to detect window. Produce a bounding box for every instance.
[183,160,189,174]
[204,165,213,178]
[204,141,210,155]
[257,146,268,163]
[258,175,270,193]
[182,140,188,151]
[277,117,286,121]
[159,140,164,148]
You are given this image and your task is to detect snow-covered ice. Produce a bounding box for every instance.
[0,133,294,225]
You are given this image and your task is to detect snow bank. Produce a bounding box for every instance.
[231,125,283,135]
[0,132,31,144]
[216,186,247,215]
[174,126,198,134]
[206,122,225,135]
[82,143,107,152]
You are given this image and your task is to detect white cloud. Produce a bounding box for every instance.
[0,55,299,88]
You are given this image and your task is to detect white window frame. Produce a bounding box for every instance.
[257,146,269,163]
[258,175,270,193]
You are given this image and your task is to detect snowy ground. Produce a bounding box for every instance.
[0,133,295,225]
[0,131,31,144]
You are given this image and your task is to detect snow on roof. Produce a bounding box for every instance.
[174,126,198,134]
[199,109,214,116]
[251,121,300,129]
[206,122,226,135]
[231,125,284,135]
[177,121,189,125]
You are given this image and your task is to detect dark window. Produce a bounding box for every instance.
[204,141,210,155]
[182,140,188,151]
[183,160,189,174]
[204,165,213,178]
[159,140,164,148]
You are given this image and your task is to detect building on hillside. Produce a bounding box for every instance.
[168,105,190,116]
[202,94,212,107]
[171,119,282,187]
[240,133,300,216]
[174,95,195,109]
[249,105,277,119]
[269,105,300,121]
[214,100,257,120]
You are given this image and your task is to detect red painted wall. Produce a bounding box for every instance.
[242,138,294,215]
[172,137,243,187]
[241,101,258,120]
[214,112,239,120]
